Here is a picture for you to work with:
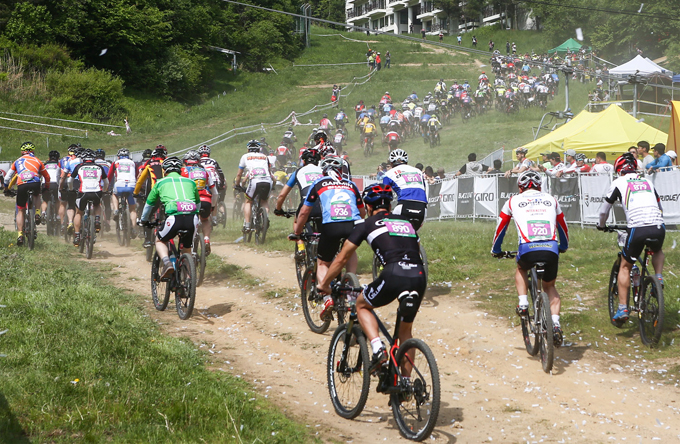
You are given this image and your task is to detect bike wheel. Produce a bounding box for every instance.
[337,272,360,326]
[145,227,154,262]
[301,266,330,334]
[371,253,383,280]
[176,253,197,320]
[607,257,626,328]
[193,230,206,287]
[26,207,36,251]
[85,212,95,259]
[218,201,227,228]
[255,208,268,244]
[521,271,540,356]
[46,199,56,236]
[64,215,72,244]
[327,324,370,419]
[122,206,131,247]
[116,207,124,246]
[638,275,664,347]
[538,292,554,373]
[392,338,441,441]
[294,244,307,290]
[151,252,171,311]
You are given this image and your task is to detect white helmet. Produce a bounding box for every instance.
[517,170,542,192]
[388,149,408,165]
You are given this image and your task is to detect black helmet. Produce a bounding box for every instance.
[49,150,60,161]
[362,183,393,208]
[162,156,182,174]
[152,148,166,159]
[81,149,96,163]
[301,147,321,165]
[95,149,105,159]
[313,131,328,145]
[322,113,328,118]
[247,139,261,152]
[142,149,152,159]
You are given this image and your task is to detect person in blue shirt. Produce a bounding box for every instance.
[646,143,673,173]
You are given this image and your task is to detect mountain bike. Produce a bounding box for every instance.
[428,129,440,148]
[114,191,132,247]
[193,220,207,287]
[148,221,197,320]
[499,251,555,373]
[300,265,356,334]
[45,188,60,237]
[362,134,374,157]
[602,225,664,347]
[327,289,440,440]
[79,199,97,260]
[5,189,37,250]
[232,188,244,221]
[215,195,227,229]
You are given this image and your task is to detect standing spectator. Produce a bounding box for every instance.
[410,23,414,34]
[574,153,591,173]
[506,41,510,55]
[628,146,643,170]
[539,152,552,169]
[505,147,535,177]
[591,152,614,174]
[488,159,503,174]
[489,40,494,52]
[646,143,672,173]
[376,52,382,71]
[667,150,677,165]
[472,35,477,48]
[457,34,462,45]
[415,162,424,171]
[439,31,444,42]
[385,51,391,68]
[455,153,489,176]
[368,51,376,71]
[512,42,517,54]
[421,28,426,39]
[540,152,565,178]
[423,166,436,184]
[436,167,446,179]
[637,141,654,168]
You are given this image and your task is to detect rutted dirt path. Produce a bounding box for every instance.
[6,213,680,442]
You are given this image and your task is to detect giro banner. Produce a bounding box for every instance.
[439,179,458,218]
[456,177,474,218]
[474,176,497,218]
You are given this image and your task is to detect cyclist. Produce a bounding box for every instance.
[182,150,217,254]
[108,148,139,238]
[139,157,200,279]
[70,149,109,246]
[197,145,226,211]
[317,183,426,374]
[427,114,441,143]
[491,170,569,346]
[354,100,365,120]
[334,109,348,132]
[382,149,427,230]
[58,145,80,234]
[40,150,61,225]
[276,143,291,167]
[274,147,323,231]
[134,146,166,246]
[319,113,333,132]
[363,118,377,145]
[332,129,346,151]
[282,127,297,150]
[95,149,112,230]
[235,140,274,233]
[3,142,50,245]
[291,155,365,319]
[384,128,400,151]
[597,153,666,322]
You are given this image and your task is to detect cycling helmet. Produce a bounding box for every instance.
[95,149,105,159]
[515,147,528,155]
[247,139,261,152]
[183,150,200,164]
[319,144,336,158]
[614,153,637,175]
[517,170,542,192]
[288,126,293,131]
[117,148,130,158]
[336,128,343,133]
[20,141,35,152]
[301,147,321,165]
[259,137,266,143]
[385,91,390,95]
[322,113,328,118]
[142,149,152,159]
[575,153,587,162]
[155,144,167,155]
[195,145,210,157]
[320,155,343,177]
[152,148,166,159]
[48,150,60,161]
[81,149,96,163]
[75,148,84,158]
[362,183,393,208]
[68,144,78,155]
[269,149,276,155]
[162,156,182,174]
[313,131,328,145]
[388,149,408,165]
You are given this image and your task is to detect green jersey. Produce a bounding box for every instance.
[146,172,200,216]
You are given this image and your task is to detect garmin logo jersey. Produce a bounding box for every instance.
[304,177,363,224]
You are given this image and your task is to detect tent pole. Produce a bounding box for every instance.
[633,82,638,118]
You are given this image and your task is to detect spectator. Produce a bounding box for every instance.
[415,162,424,171]
[540,152,552,169]
[637,140,654,168]
[541,152,565,178]
[410,23,414,34]
[591,152,614,174]
[421,28,426,39]
[506,41,510,55]
[424,166,436,184]
[436,167,445,179]
[512,42,517,54]
[456,153,489,176]
[574,153,591,173]
[628,145,643,170]
[472,35,477,48]
[505,147,535,177]
[488,159,503,174]
[667,150,677,165]
[376,52,382,71]
[439,31,443,42]
[489,40,494,52]
[557,149,577,176]
[368,51,375,71]
[646,143,672,173]
[457,34,462,45]
[385,51,391,68]
[376,163,387,180]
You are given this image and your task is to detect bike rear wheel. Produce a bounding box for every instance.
[46,198,57,236]
[78,218,86,254]
[538,292,554,373]
[151,252,171,311]
[607,257,627,328]
[522,269,540,356]
[301,266,330,334]
[175,253,197,320]
[638,275,664,347]
[193,230,206,287]
[327,324,370,419]
[371,253,383,280]
[85,211,95,259]
[26,206,36,251]
[391,338,441,441]
[255,207,268,244]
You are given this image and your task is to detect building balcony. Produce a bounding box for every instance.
[416,2,442,20]
[346,0,388,21]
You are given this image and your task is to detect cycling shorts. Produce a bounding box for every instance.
[317,220,355,263]
[115,186,136,205]
[157,214,198,249]
[623,224,665,264]
[363,262,427,323]
[392,200,427,231]
[199,201,212,219]
[246,180,271,202]
[517,250,559,282]
[76,192,102,212]
[41,184,59,203]
[16,182,41,210]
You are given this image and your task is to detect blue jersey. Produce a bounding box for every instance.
[303,176,364,224]
[421,114,431,123]
[382,164,427,203]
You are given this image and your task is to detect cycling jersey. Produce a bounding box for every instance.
[238,152,273,184]
[181,164,215,207]
[348,212,422,266]
[276,145,290,156]
[333,133,345,144]
[383,164,426,203]
[492,189,569,259]
[303,176,363,224]
[71,163,107,193]
[108,158,137,188]
[334,112,347,122]
[143,172,200,218]
[591,163,613,174]
[319,118,332,130]
[286,163,323,199]
[95,158,111,177]
[134,157,164,195]
[603,173,663,228]
[200,157,225,187]
[43,161,61,187]
[427,117,440,127]
[385,131,400,142]
[5,153,49,187]
[363,123,376,134]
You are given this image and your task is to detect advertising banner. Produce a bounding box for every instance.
[649,168,680,224]
[579,173,613,224]
[550,176,581,222]
[439,179,458,218]
[474,176,497,218]
[456,177,474,218]
[425,180,441,219]
[497,176,519,215]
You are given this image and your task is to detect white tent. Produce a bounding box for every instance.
[609,55,672,78]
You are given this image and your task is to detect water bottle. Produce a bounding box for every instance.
[631,264,640,288]
[169,252,177,270]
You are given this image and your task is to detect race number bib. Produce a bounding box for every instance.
[627,179,651,194]
[20,171,36,182]
[251,168,267,177]
[304,173,321,183]
[384,219,416,237]
[176,201,197,213]
[118,164,131,173]
[330,201,352,221]
[527,220,552,239]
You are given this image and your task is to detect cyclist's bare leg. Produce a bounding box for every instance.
[201,216,211,237]
[15,204,25,233]
[243,200,253,228]
[356,293,379,340]
[346,251,358,273]
[74,210,84,233]
[58,201,66,221]
[33,194,41,215]
[618,258,633,306]
[543,279,560,316]
[40,199,48,214]
[316,259,332,286]
[129,203,137,226]
[514,265,529,296]
[111,194,119,212]
[651,249,664,276]
[155,240,169,260]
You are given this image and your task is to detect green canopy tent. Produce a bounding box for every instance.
[548,38,583,54]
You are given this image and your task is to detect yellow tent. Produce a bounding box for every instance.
[517,105,668,161]
[667,100,680,153]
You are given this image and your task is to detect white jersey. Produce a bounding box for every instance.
[604,173,663,228]
[112,158,137,187]
[44,162,61,184]
[382,164,427,203]
[267,154,277,169]
[239,152,272,183]
[561,161,578,174]
[413,107,423,119]
[500,189,564,245]
[334,133,344,144]
[591,162,613,174]
[545,162,565,177]
[536,84,549,94]
[291,163,323,195]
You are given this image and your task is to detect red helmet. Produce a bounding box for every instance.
[614,153,637,175]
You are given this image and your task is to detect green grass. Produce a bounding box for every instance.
[0,228,315,443]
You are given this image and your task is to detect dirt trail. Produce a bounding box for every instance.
[9,216,680,442]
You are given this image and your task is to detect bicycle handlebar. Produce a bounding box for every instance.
[494,251,517,259]
[600,225,626,233]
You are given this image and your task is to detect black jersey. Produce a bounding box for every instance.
[348,211,422,266]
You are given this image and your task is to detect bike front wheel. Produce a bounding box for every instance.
[538,292,554,373]
[638,275,664,347]
[391,338,441,441]
[193,231,206,287]
[301,266,330,334]
[151,252,171,311]
[607,257,627,328]
[175,253,197,320]
[327,324,370,419]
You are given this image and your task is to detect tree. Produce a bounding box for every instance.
[433,0,462,33]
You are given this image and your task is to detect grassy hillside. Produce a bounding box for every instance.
[0,26,646,178]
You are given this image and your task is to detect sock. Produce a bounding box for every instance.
[17,231,23,237]
[244,222,250,229]
[323,295,331,303]
[162,256,171,266]
[370,337,383,354]
[551,314,560,327]
[656,273,663,281]
[74,232,80,237]
[518,295,529,308]
[204,236,210,242]
[618,303,627,311]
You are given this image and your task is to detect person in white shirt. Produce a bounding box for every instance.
[557,149,577,176]
[590,152,614,174]
[538,152,565,178]
[235,140,274,233]
[504,147,535,177]
[637,141,654,168]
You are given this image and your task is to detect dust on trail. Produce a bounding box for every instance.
[7,215,680,443]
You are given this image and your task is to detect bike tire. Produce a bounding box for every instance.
[371,253,383,281]
[294,244,307,290]
[638,275,664,347]
[176,253,197,320]
[79,217,86,254]
[116,207,124,246]
[391,338,441,441]
[538,292,554,373]
[151,252,171,311]
[27,206,36,251]
[85,212,95,259]
[521,270,540,356]
[145,227,154,262]
[218,200,227,228]
[64,215,72,244]
[337,273,359,326]
[256,208,268,244]
[607,257,626,328]
[46,199,56,236]
[194,230,206,287]
[301,266,331,334]
[123,206,131,247]
[327,324,370,419]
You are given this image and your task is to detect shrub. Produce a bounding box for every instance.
[13,43,79,72]
[160,45,208,99]
[46,68,126,120]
